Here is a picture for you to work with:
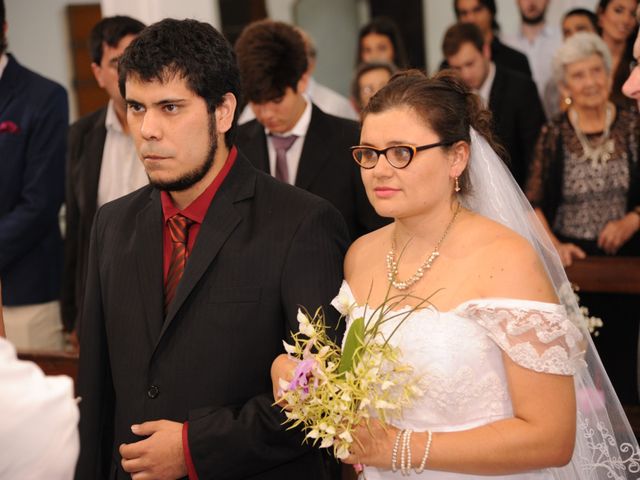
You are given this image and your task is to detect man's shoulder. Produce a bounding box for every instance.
[235,118,263,141]
[309,104,359,138]
[96,185,155,223]
[494,64,537,92]
[8,55,66,98]
[70,107,107,135]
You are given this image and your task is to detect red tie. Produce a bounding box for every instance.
[165,214,194,313]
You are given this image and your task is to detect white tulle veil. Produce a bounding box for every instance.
[462,127,640,479]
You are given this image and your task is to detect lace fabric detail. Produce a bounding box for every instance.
[458,302,586,375]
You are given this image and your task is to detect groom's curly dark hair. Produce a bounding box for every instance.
[118,18,241,147]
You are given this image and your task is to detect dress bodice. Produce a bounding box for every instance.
[331,281,585,479]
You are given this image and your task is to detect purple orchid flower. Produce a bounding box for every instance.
[288,358,318,399]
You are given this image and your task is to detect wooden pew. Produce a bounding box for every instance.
[565,256,640,294]
[565,256,640,439]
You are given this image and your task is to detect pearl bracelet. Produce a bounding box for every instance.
[401,429,413,476]
[391,429,403,472]
[415,430,433,474]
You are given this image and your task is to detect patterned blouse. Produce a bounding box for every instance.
[526,108,640,243]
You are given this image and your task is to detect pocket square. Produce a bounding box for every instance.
[0,121,20,134]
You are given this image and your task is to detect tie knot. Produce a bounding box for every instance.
[167,214,194,244]
[270,134,298,152]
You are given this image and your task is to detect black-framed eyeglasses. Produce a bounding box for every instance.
[350,141,454,169]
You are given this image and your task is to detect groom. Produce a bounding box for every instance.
[75,19,348,479]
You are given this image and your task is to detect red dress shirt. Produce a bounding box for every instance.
[159,146,237,480]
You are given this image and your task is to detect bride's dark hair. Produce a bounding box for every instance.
[362,69,508,194]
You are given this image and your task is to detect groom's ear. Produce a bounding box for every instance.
[449,140,469,178]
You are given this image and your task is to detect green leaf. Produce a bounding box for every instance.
[338,317,364,374]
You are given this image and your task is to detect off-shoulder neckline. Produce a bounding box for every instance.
[337,280,564,316]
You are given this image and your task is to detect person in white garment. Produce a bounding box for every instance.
[0,282,79,479]
[503,0,562,118]
[272,69,640,478]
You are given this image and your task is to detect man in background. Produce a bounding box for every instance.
[62,15,146,339]
[451,0,532,76]
[502,0,562,118]
[0,0,69,350]
[237,26,358,124]
[235,20,386,240]
[443,22,545,188]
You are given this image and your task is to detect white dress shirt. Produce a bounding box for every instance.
[265,96,312,185]
[0,337,79,479]
[502,25,562,101]
[97,100,148,207]
[477,62,497,106]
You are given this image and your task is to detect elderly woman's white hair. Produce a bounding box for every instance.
[552,32,612,85]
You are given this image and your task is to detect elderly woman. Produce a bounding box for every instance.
[527,31,640,404]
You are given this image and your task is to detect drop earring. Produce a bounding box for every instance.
[454,176,460,193]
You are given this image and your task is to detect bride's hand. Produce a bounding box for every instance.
[343,420,397,469]
[270,353,298,408]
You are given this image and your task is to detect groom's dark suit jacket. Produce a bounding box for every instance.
[75,151,348,480]
[62,107,107,332]
[235,104,388,240]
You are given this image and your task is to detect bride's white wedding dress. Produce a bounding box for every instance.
[332,280,637,479]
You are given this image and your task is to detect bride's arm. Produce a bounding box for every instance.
[345,357,576,473]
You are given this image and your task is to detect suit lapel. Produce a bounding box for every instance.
[134,189,165,342]
[0,56,20,118]
[153,154,256,351]
[239,122,269,173]
[295,105,331,190]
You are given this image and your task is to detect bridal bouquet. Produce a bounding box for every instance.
[277,291,426,459]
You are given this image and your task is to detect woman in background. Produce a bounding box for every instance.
[356,17,408,69]
[597,0,639,108]
[350,61,397,115]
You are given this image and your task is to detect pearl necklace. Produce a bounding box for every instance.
[568,103,615,168]
[386,204,462,291]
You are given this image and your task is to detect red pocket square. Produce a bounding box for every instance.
[0,121,20,134]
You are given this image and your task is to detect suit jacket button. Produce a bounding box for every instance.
[147,385,160,399]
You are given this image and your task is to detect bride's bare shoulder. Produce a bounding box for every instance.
[461,214,557,302]
[344,224,392,279]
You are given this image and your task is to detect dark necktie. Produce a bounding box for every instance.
[165,214,194,313]
[269,134,298,183]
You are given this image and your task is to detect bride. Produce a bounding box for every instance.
[272,70,640,478]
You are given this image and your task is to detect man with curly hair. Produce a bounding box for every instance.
[75,18,347,480]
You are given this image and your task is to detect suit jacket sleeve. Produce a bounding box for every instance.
[186,200,348,479]
[75,207,116,480]
[0,85,68,270]
[62,123,82,331]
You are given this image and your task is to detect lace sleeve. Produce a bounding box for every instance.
[459,301,586,375]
